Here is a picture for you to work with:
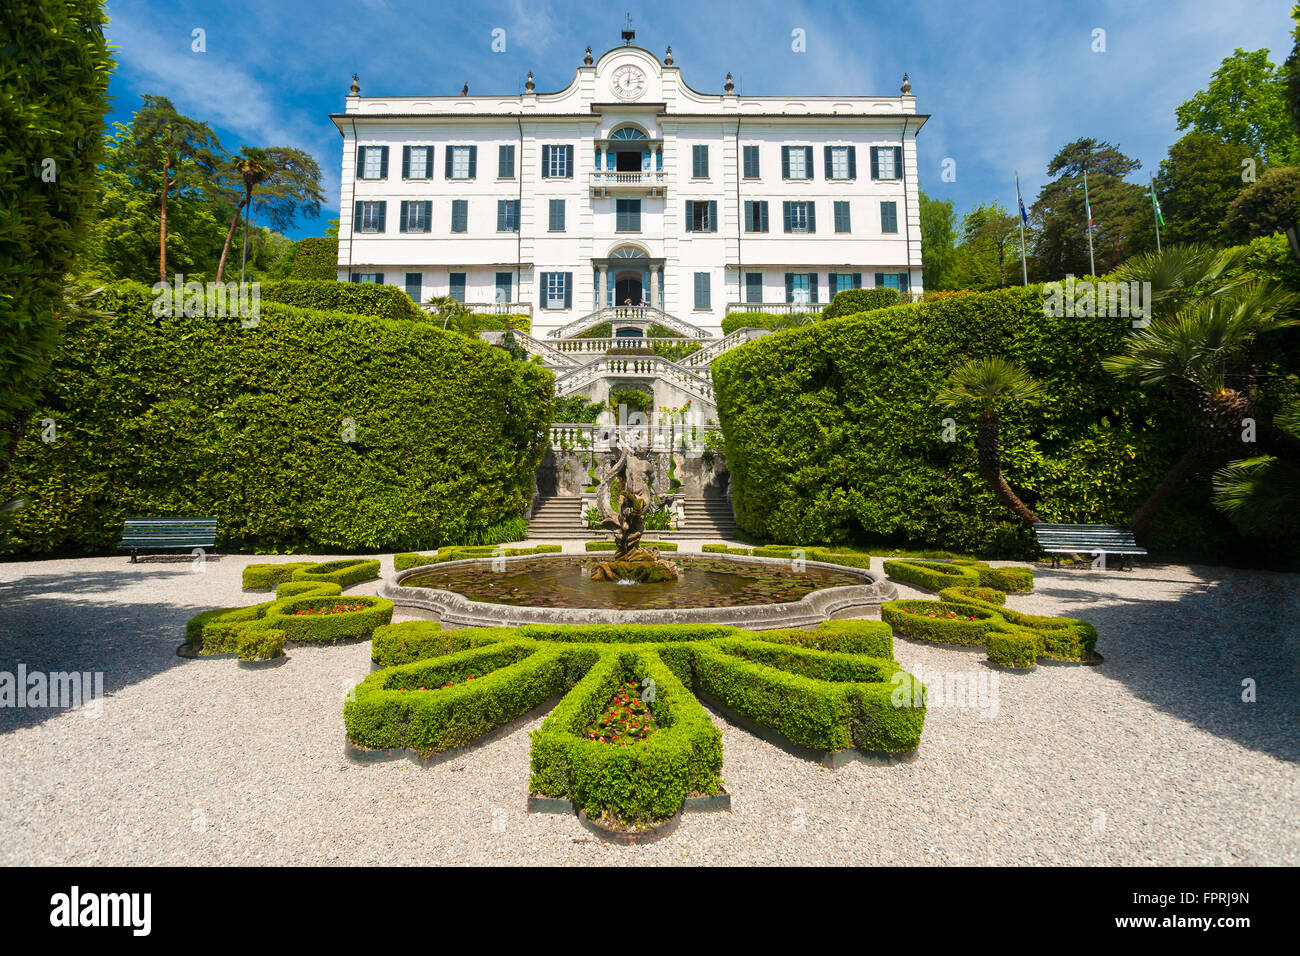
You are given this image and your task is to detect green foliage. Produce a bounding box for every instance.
[712,286,1213,555]
[2,283,552,554]
[720,311,820,335]
[883,559,982,592]
[1225,166,1300,241]
[608,387,651,413]
[949,203,1024,290]
[393,542,560,570]
[1154,133,1253,246]
[584,540,677,551]
[289,558,380,589]
[1175,47,1300,169]
[822,287,901,319]
[919,191,958,291]
[289,238,338,279]
[236,628,285,661]
[275,579,342,599]
[242,561,314,590]
[260,279,423,321]
[551,394,604,424]
[0,0,112,435]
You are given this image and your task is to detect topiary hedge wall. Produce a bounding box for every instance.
[720,311,820,336]
[711,286,1215,555]
[288,237,339,280]
[821,287,900,319]
[1,282,553,554]
[260,279,423,322]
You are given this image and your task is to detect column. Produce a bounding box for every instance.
[649,265,660,309]
[597,265,608,310]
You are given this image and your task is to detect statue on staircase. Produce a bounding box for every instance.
[589,445,679,583]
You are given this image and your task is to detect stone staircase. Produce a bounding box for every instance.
[679,496,738,539]
[525,496,598,539]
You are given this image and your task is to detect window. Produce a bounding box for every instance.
[685,200,718,232]
[828,272,861,295]
[692,144,709,178]
[495,272,513,304]
[871,146,903,180]
[880,201,899,234]
[357,145,388,180]
[833,200,851,233]
[497,199,520,232]
[498,144,515,178]
[782,145,813,180]
[402,146,432,180]
[448,273,466,303]
[825,145,856,180]
[445,145,477,179]
[875,272,910,292]
[693,272,711,310]
[354,200,386,233]
[541,144,574,178]
[782,201,815,233]
[548,199,565,232]
[541,272,572,310]
[399,200,432,233]
[742,145,760,179]
[405,272,422,301]
[450,199,468,233]
[350,272,383,284]
[785,272,818,304]
[616,198,641,232]
[744,200,769,233]
[744,272,763,304]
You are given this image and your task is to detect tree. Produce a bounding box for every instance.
[937,357,1046,525]
[1029,138,1151,280]
[325,218,340,238]
[129,95,224,283]
[1104,245,1300,532]
[1176,48,1300,169]
[1153,133,1253,246]
[918,191,957,290]
[1212,401,1300,538]
[1224,166,1300,241]
[0,0,112,480]
[215,146,324,283]
[951,203,1021,289]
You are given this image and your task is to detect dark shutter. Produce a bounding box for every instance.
[399,200,409,233]
[870,147,880,180]
[541,145,550,178]
[875,273,885,287]
[762,202,769,232]
[468,146,477,178]
[828,272,838,293]
[356,146,364,177]
[353,201,363,230]
[402,146,410,179]
[809,273,818,303]
[852,272,862,288]
[782,201,792,233]
[445,148,454,178]
[565,145,574,177]
[684,200,693,232]
[375,201,386,232]
[893,146,903,179]
[784,273,794,303]
[539,273,549,309]
[804,147,813,179]
[848,146,857,179]
[378,146,388,179]
[708,200,718,231]
[806,202,815,233]
[781,146,790,179]
[824,146,833,179]
[563,273,573,309]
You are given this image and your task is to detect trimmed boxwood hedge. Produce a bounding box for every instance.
[243,562,315,590]
[275,579,342,599]
[882,600,1004,645]
[289,558,380,589]
[883,559,982,592]
[584,540,677,552]
[2,283,552,554]
[349,616,927,825]
[288,238,339,280]
[394,543,561,570]
[719,311,820,336]
[711,286,1217,556]
[950,558,1034,593]
[821,287,900,319]
[236,628,285,661]
[187,583,392,652]
[260,279,424,321]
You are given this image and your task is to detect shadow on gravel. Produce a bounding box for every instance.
[1034,564,1300,764]
[0,566,227,734]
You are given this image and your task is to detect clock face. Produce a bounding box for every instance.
[611,65,646,100]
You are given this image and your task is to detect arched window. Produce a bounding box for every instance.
[609,126,648,141]
[610,245,647,260]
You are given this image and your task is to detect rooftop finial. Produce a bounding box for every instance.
[900,72,911,95]
[525,71,535,92]
[724,72,735,94]
[584,45,593,65]
[621,12,635,45]
[349,73,360,95]
[664,45,673,66]
[460,82,469,96]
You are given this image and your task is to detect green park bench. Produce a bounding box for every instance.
[1034,523,1147,571]
[117,517,218,563]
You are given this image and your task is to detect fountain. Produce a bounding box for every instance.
[588,447,680,584]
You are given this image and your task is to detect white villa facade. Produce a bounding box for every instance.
[331,37,927,339]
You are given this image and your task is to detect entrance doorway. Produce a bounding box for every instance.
[615,151,642,172]
[614,275,643,306]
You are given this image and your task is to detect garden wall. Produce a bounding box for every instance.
[2,282,553,554]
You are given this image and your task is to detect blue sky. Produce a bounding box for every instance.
[104,0,1295,239]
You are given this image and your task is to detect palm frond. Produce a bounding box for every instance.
[937,356,1046,409]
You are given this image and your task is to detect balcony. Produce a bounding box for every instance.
[590,170,668,197]
[426,301,533,318]
[725,302,822,316]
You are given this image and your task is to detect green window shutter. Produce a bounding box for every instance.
[422,201,433,232]
[824,146,833,179]
[684,200,693,232]
[401,146,410,179]
[356,146,364,176]
[565,145,574,176]
[870,147,880,179]
[809,273,818,303]
[784,273,794,302]
[541,145,550,178]
[378,146,388,179]
[708,200,718,231]
[806,202,816,233]
[539,272,550,309]
[375,201,386,232]
[803,146,813,178]
[467,146,477,178]
[353,201,363,229]
[852,272,862,288]
[874,272,885,287]
[848,146,857,179]
[445,148,454,179]
[781,146,790,179]
[496,201,505,231]
[893,146,903,179]
[782,201,792,233]
[399,200,409,233]
[564,273,573,309]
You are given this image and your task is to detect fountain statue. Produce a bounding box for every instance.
[589,446,680,583]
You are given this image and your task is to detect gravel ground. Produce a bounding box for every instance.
[0,544,1295,865]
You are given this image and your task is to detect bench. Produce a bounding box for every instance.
[117,517,218,563]
[1034,523,1147,571]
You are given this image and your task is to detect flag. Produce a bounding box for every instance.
[1150,184,1164,227]
[1015,172,1029,225]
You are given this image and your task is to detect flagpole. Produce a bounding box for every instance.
[1015,171,1029,285]
[1083,163,1096,275]
[1152,180,1162,253]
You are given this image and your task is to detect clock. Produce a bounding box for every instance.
[611,65,646,100]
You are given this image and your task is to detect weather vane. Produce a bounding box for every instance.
[622,12,635,45]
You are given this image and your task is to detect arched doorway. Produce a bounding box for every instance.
[614,273,643,306]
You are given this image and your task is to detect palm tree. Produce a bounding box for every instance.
[215,146,323,283]
[1104,247,1300,532]
[1211,401,1300,537]
[937,357,1046,525]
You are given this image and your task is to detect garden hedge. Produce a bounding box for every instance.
[187,582,393,652]
[711,285,1220,556]
[236,629,285,662]
[584,540,677,552]
[260,279,424,321]
[883,559,982,592]
[720,311,820,336]
[348,617,926,826]
[821,287,900,319]
[289,558,380,589]
[288,238,339,280]
[2,283,552,554]
[393,543,560,570]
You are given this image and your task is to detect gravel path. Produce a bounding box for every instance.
[0,546,1295,865]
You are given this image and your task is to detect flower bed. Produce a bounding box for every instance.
[882,600,1003,645]
[585,680,658,744]
[186,585,392,651]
